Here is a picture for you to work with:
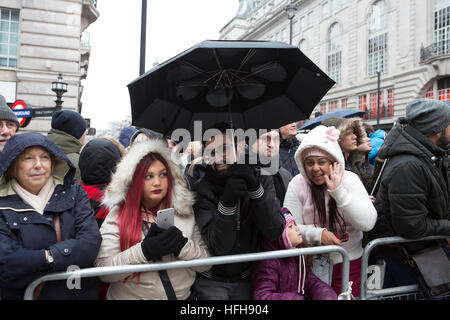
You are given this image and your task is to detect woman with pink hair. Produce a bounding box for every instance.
[95,139,209,300]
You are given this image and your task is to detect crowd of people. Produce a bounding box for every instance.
[0,94,448,300]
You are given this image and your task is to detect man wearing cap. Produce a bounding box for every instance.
[0,95,19,155]
[369,98,450,289]
[47,110,87,183]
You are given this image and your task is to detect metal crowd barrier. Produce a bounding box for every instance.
[24,245,349,300]
[360,235,448,300]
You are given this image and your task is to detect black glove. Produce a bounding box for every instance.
[147,222,166,237]
[158,226,188,257]
[228,164,259,190]
[221,176,247,206]
[141,225,188,260]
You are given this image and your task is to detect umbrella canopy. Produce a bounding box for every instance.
[299,108,366,130]
[128,40,335,138]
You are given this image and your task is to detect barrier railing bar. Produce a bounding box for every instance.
[360,235,447,300]
[24,245,349,300]
[366,284,419,299]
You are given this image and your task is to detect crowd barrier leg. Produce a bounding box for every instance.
[360,235,448,300]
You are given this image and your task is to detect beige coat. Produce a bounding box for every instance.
[94,139,210,300]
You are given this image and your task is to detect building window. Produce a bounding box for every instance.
[425,85,434,99]
[322,1,330,19]
[341,98,348,108]
[329,100,339,112]
[368,0,388,76]
[437,76,450,101]
[359,88,394,120]
[328,23,342,84]
[281,28,287,43]
[0,8,19,68]
[300,16,306,31]
[293,20,299,34]
[332,0,340,13]
[307,11,313,27]
[320,102,327,114]
[299,39,308,56]
[434,0,450,55]
[386,88,394,117]
[358,94,367,118]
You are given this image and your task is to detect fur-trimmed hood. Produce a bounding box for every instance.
[102,139,195,217]
[336,117,366,145]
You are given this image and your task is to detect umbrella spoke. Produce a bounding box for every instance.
[181,61,207,75]
[231,49,256,83]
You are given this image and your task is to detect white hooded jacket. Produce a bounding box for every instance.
[95,139,210,300]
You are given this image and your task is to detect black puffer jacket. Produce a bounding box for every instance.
[369,119,450,252]
[192,165,285,282]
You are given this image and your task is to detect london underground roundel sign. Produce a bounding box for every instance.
[11,100,32,128]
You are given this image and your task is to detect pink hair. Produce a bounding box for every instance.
[117,153,173,252]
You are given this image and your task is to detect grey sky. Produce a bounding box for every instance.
[82,1,239,131]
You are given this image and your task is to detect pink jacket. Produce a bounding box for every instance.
[252,212,338,300]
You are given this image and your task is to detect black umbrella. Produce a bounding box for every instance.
[127,40,335,137]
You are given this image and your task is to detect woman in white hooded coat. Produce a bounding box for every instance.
[95,139,210,300]
[283,125,377,297]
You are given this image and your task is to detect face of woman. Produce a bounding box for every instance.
[142,160,169,209]
[287,221,303,247]
[304,156,333,186]
[15,146,52,195]
[340,132,358,153]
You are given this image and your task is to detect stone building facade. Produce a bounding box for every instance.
[220,0,450,129]
[0,0,99,133]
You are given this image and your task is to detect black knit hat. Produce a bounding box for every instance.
[0,95,19,130]
[51,110,87,139]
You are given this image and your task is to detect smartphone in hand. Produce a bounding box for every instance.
[157,208,175,229]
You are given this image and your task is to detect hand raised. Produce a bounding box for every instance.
[324,162,344,191]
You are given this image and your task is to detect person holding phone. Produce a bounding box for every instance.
[282,125,377,297]
[95,139,210,300]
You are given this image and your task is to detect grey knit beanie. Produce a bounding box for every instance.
[405,98,450,136]
[0,95,19,130]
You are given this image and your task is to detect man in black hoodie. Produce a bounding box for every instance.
[190,123,285,300]
[369,98,450,290]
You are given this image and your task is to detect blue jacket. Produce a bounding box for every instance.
[368,129,386,165]
[0,132,102,300]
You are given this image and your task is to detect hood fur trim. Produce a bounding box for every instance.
[337,117,366,145]
[103,139,195,217]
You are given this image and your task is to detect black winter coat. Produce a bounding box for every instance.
[0,133,101,299]
[369,121,450,252]
[279,137,300,177]
[192,165,285,282]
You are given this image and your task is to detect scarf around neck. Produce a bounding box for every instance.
[11,177,56,214]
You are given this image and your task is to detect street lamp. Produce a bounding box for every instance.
[285,1,297,45]
[51,73,68,110]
